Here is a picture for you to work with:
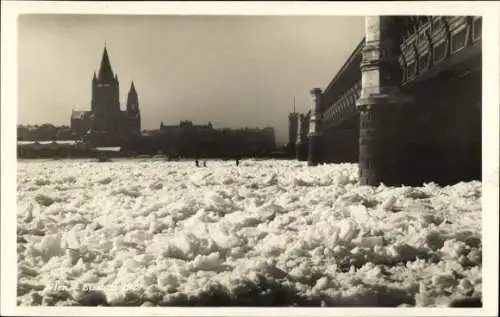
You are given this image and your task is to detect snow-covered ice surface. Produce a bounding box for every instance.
[16,159,482,307]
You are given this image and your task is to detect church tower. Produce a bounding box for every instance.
[91,45,120,132]
[126,81,141,134]
[288,98,298,152]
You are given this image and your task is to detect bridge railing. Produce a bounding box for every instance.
[322,80,361,129]
[320,39,364,129]
[399,16,482,86]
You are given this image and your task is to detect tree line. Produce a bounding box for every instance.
[17,124,74,141]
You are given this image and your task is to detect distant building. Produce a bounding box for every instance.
[70,45,141,143]
[122,120,276,157]
[287,111,299,153]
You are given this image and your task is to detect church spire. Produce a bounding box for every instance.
[127,80,139,114]
[97,45,114,82]
[130,81,136,94]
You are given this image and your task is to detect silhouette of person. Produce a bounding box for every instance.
[203,161,207,167]
[236,158,239,167]
[195,159,199,167]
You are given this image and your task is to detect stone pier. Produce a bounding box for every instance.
[308,88,323,166]
[296,114,308,161]
[356,16,413,186]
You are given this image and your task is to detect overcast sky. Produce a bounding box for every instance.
[18,14,364,143]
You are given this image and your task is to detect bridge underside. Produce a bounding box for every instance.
[403,55,481,185]
[320,114,359,164]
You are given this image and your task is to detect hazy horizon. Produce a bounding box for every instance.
[18,14,364,143]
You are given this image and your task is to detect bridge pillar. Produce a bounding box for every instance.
[308,88,323,166]
[356,16,413,186]
[296,114,308,161]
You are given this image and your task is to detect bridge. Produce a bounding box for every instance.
[289,16,482,186]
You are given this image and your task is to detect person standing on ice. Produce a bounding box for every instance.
[235,158,239,167]
[195,159,199,167]
[203,161,207,167]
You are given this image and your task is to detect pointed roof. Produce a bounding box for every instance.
[97,45,114,81]
[129,81,137,94]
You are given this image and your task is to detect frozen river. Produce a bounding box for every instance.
[16,159,482,307]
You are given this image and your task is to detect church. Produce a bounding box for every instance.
[70,45,141,141]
